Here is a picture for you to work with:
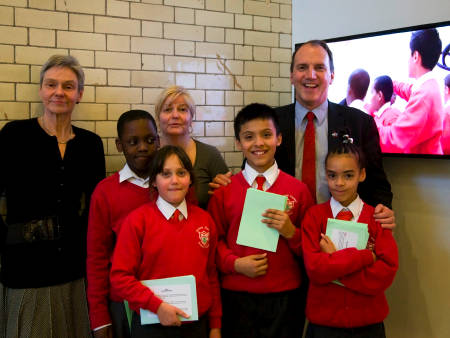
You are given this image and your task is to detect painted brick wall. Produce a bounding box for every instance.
[0,0,292,174]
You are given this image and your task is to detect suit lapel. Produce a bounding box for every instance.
[328,101,340,150]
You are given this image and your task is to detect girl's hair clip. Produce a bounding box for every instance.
[342,134,354,144]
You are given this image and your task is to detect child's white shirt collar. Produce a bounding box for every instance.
[412,71,435,92]
[374,101,391,118]
[242,161,279,191]
[119,163,149,188]
[156,195,188,220]
[330,195,363,221]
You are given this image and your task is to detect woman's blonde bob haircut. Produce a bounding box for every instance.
[154,85,196,122]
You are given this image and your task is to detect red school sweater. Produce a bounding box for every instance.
[86,173,151,330]
[110,201,222,329]
[302,201,398,328]
[207,170,314,293]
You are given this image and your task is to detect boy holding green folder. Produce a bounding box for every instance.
[301,132,398,338]
[208,103,314,337]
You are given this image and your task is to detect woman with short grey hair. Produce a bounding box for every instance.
[0,54,105,337]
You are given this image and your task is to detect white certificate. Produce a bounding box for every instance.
[140,275,198,325]
[330,228,359,250]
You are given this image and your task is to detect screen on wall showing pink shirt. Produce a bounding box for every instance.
[309,20,450,158]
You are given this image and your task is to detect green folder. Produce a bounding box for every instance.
[325,218,369,286]
[236,188,287,252]
[139,275,198,325]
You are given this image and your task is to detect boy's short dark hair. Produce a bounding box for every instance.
[234,103,281,139]
[374,75,394,103]
[410,28,442,70]
[149,145,195,190]
[117,110,157,139]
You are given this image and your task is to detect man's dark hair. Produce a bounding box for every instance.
[117,110,157,139]
[374,75,394,103]
[234,103,280,140]
[410,28,442,70]
[445,74,450,89]
[290,40,334,73]
[348,69,370,100]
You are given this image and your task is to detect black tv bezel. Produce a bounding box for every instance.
[294,20,450,160]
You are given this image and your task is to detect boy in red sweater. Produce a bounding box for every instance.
[208,103,314,338]
[87,110,159,338]
[302,132,398,338]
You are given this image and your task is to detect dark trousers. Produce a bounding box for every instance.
[306,322,386,338]
[109,300,131,338]
[221,288,304,338]
[131,313,208,338]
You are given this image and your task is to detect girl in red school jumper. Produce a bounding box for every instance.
[110,145,221,338]
[302,132,398,338]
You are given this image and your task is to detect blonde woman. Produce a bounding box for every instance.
[155,86,228,209]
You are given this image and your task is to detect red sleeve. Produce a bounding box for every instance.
[110,212,163,314]
[393,80,413,101]
[207,188,239,274]
[206,215,222,329]
[338,227,398,296]
[302,208,374,285]
[287,185,314,256]
[86,185,115,330]
[378,81,432,152]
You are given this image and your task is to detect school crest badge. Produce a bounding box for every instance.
[196,226,210,248]
[284,194,297,215]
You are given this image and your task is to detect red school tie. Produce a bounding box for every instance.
[302,112,316,202]
[171,209,181,222]
[255,176,266,191]
[336,209,353,221]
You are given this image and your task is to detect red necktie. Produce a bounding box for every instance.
[302,112,316,202]
[255,176,265,191]
[171,209,181,222]
[336,209,353,221]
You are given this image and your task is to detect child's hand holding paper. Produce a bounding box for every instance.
[234,253,268,278]
[156,302,190,327]
[320,233,337,254]
[261,209,296,239]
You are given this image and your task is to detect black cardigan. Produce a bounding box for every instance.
[0,118,105,288]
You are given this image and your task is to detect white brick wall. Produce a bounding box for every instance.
[0,0,293,174]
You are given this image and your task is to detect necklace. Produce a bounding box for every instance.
[40,116,74,144]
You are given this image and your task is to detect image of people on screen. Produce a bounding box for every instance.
[376,29,444,154]
[442,74,450,154]
[327,25,450,156]
[339,68,370,114]
[365,76,401,150]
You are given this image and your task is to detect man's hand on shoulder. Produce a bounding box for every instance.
[208,171,232,195]
[373,204,396,230]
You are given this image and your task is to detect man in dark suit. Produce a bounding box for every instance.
[276,39,394,336]
[208,39,395,336]
[277,39,393,211]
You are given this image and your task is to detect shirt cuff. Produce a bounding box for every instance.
[224,254,240,274]
[93,323,112,331]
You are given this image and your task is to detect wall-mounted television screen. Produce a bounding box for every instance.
[298,21,450,158]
